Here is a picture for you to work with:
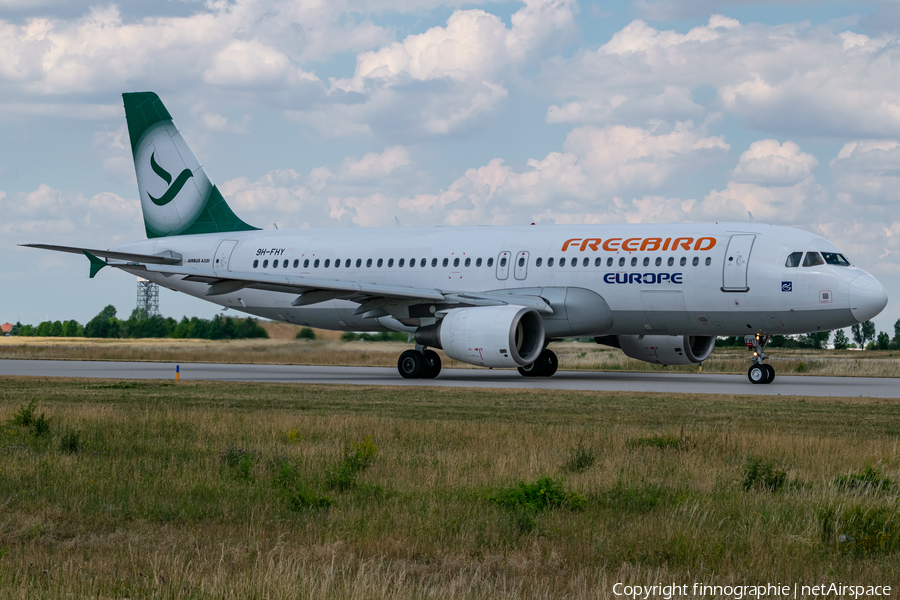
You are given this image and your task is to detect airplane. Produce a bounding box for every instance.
[23,92,889,384]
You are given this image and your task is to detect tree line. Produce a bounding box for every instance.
[715,319,900,350]
[8,306,268,340]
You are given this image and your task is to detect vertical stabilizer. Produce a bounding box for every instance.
[123,92,257,238]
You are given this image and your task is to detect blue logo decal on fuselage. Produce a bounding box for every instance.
[782,281,792,292]
[603,272,683,284]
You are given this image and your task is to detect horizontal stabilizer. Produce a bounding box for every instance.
[22,244,183,265]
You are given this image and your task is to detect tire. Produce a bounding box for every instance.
[398,350,425,379]
[748,364,766,384]
[539,349,558,377]
[421,350,442,379]
[517,361,542,377]
[763,364,775,384]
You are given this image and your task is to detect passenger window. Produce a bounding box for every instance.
[356,259,362,268]
[519,257,526,267]
[388,258,394,267]
[466,258,472,267]
[667,257,674,266]
[643,257,650,267]
[454,258,460,267]
[607,257,613,267]
[420,258,426,267]
[303,259,309,268]
[560,257,566,267]
[410,258,415,267]
[705,257,711,266]
[618,257,625,267]
[692,257,698,266]
[432,258,438,267]
[293,259,298,268]
[547,257,554,267]
[476,258,482,267]
[442,258,449,267]
[273,260,278,269]
[680,257,686,266]
[345,259,350,268]
[822,252,851,266]
[655,257,661,267]
[572,258,578,267]
[487,257,494,267]
[377,258,383,267]
[629,257,636,267]
[263,259,269,268]
[582,257,589,267]
[314,259,319,268]
[536,257,543,267]
[803,252,825,267]
[324,259,330,268]
[595,257,601,267]
[398,258,405,267]
[785,252,803,268]
[253,259,259,268]
[335,259,340,268]
[367,258,373,267]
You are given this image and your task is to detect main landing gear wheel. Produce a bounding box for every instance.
[763,364,775,384]
[748,364,766,384]
[398,350,425,379]
[517,349,558,378]
[421,350,442,379]
[397,348,442,379]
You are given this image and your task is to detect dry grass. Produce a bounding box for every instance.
[3,331,900,378]
[0,377,899,598]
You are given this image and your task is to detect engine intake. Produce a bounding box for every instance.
[595,334,715,366]
[416,306,545,368]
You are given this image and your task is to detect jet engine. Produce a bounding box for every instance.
[416,306,545,368]
[596,334,715,366]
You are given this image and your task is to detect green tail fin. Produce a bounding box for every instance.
[123,92,258,238]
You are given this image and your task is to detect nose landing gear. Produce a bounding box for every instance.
[745,334,775,384]
[397,345,442,379]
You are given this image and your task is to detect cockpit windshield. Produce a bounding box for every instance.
[821,252,851,266]
[802,252,825,267]
[785,252,803,268]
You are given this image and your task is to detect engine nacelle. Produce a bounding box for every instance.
[416,306,545,368]
[597,335,715,366]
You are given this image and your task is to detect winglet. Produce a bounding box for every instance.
[83,251,108,278]
[748,211,756,223]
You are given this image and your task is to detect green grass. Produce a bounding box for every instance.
[0,376,899,598]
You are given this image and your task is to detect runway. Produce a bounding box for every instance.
[1,359,898,397]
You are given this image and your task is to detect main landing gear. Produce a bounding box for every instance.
[745,334,775,384]
[517,349,558,378]
[397,346,442,379]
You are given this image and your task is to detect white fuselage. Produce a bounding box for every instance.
[112,222,886,339]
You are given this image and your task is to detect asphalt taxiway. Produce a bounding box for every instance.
[0,359,897,397]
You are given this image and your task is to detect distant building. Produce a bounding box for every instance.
[1,323,12,335]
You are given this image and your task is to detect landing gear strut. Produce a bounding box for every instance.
[397,345,442,379]
[745,334,775,384]
[517,349,558,378]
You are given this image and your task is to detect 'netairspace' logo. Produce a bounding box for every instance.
[148,151,193,206]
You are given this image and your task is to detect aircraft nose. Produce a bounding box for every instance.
[849,272,888,322]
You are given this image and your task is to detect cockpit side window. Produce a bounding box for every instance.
[822,252,851,266]
[802,252,825,267]
[785,252,803,267]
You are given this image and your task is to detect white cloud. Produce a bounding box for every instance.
[731,139,819,185]
[830,140,900,209]
[341,146,411,180]
[542,15,900,137]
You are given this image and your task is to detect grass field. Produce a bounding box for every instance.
[3,328,899,378]
[1,377,899,598]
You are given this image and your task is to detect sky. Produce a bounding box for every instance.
[1,0,899,339]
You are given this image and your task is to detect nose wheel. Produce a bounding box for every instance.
[745,334,775,384]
